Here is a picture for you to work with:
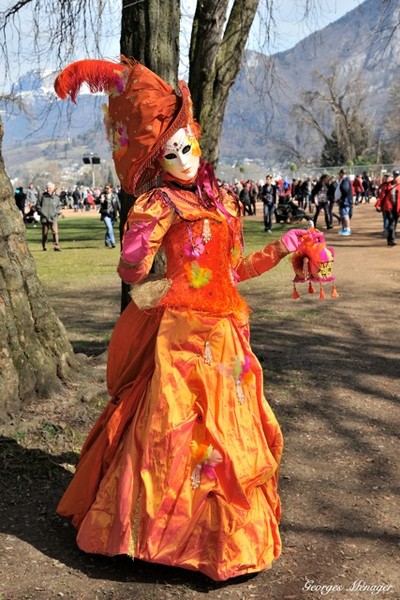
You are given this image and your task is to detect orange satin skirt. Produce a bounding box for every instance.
[57,300,283,581]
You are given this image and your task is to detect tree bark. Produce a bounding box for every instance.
[120,0,180,87]
[189,0,259,164]
[118,0,180,312]
[0,118,77,419]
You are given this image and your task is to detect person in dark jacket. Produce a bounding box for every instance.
[336,169,353,236]
[14,186,27,221]
[260,174,277,232]
[239,182,253,216]
[361,172,371,204]
[72,186,81,212]
[249,181,258,216]
[311,174,331,229]
[327,177,341,228]
[99,184,120,248]
[301,176,313,213]
[37,182,62,251]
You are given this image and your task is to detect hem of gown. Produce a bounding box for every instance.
[73,540,278,582]
[131,552,278,582]
[59,302,282,584]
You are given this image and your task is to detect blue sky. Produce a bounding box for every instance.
[251,0,361,53]
[0,0,362,86]
[180,0,362,53]
[178,0,362,77]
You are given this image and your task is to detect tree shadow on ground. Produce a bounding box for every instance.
[1,431,398,597]
[49,287,120,356]
[247,283,400,561]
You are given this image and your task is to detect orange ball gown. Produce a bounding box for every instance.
[57,183,286,581]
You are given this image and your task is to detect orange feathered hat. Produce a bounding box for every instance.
[54,57,195,195]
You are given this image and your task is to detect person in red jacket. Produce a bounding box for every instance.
[353,175,363,205]
[375,170,400,246]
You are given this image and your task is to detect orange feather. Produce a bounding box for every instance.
[54,59,126,103]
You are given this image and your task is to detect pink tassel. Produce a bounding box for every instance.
[319,285,326,300]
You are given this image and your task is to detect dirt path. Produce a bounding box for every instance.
[1,204,399,600]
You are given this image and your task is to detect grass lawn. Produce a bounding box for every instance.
[25,212,320,355]
[25,212,122,355]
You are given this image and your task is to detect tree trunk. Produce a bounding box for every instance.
[0,118,77,419]
[118,0,180,312]
[120,0,180,87]
[189,0,259,164]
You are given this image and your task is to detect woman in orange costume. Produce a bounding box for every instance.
[54,58,308,581]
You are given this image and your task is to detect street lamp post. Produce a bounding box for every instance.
[82,153,100,188]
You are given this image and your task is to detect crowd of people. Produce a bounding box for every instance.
[226,168,400,246]
[14,168,399,250]
[14,182,121,251]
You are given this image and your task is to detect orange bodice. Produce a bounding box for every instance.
[159,210,248,316]
[118,185,288,316]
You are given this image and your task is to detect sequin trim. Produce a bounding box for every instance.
[202,218,212,243]
[236,380,245,404]
[204,341,212,365]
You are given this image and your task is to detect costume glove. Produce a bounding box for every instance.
[121,217,158,265]
[281,229,310,253]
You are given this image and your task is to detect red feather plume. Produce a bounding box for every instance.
[54,59,126,103]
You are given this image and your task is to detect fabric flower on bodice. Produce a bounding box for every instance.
[184,235,205,259]
[190,441,223,489]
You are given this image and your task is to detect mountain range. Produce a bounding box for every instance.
[221,0,400,166]
[1,0,399,185]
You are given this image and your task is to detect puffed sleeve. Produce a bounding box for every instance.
[117,189,175,284]
[233,239,290,281]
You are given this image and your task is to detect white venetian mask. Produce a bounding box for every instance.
[159,127,201,181]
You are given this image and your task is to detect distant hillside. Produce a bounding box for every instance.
[1,0,399,183]
[221,0,400,165]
